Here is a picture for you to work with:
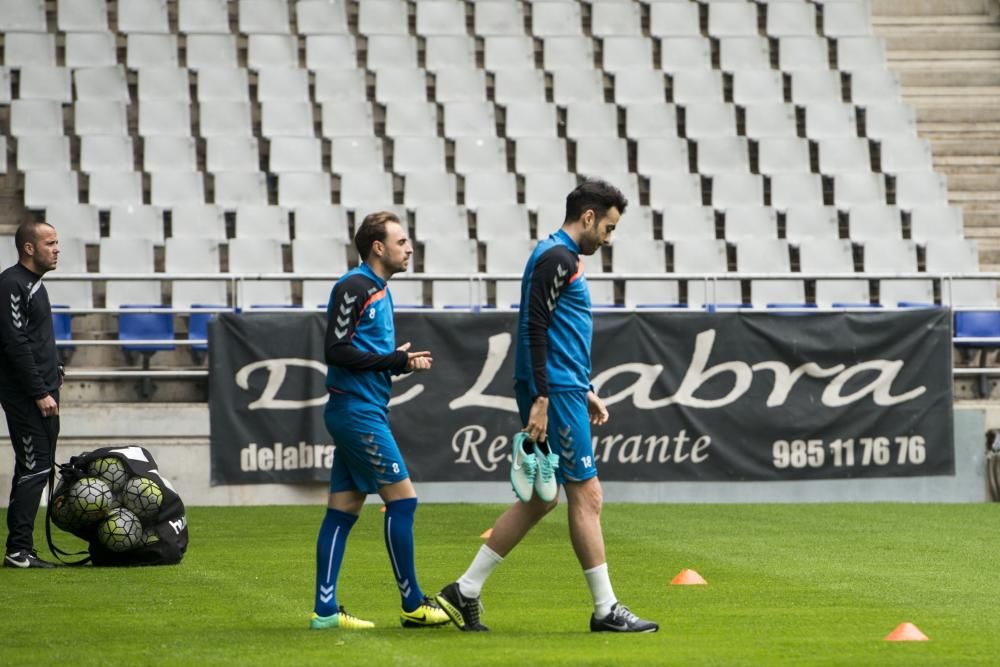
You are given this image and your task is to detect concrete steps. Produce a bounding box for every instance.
[943,174,1000,191]
[872,0,996,23]
[920,127,1000,143]
[963,214,1000,227]
[934,162,1000,176]
[875,0,1000,268]
[890,50,1000,61]
[926,139,1000,154]
[881,32,1000,50]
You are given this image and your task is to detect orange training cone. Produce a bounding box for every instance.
[480,528,493,539]
[884,622,929,642]
[670,569,707,585]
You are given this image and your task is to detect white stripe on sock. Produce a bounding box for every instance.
[385,516,403,582]
[325,525,340,584]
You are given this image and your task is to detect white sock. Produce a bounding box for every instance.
[584,563,617,618]
[457,544,503,599]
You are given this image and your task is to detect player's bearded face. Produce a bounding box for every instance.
[380,221,413,274]
[579,208,620,255]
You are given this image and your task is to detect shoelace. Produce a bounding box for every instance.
[338,606,362,621]
[463,595,485,626]
[539,453,559,482]
[613,604,641,625]
[513,442,537,477]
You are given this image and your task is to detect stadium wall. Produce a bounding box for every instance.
[0,406,989,506]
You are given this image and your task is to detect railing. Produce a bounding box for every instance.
[45,272,1000,380]
[42,270,1000,305]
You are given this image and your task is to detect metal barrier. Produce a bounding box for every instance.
[47,272,1000,379]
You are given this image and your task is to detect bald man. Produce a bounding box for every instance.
[1,221,61,569]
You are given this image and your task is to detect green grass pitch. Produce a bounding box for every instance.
[1,503,998,665]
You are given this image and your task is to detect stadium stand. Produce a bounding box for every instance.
[0,0,996,391]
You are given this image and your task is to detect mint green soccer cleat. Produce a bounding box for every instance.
[533,444,560,502]
[510,432,538,502]
[309,607,375,630]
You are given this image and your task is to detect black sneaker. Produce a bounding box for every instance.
[434,582,489,632]
[590,602,658,633]
[3,550,56,569]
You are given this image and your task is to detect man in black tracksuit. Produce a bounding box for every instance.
[1,221,61,568]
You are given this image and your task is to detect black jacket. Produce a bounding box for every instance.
[0,262,61,400]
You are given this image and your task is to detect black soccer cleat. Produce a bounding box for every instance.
[3,550,56,569]
[434,582,489,632]
[590,602,658,633]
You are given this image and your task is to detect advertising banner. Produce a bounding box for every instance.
[209,310,954,484]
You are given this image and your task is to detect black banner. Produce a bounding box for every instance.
[209,310,954,485]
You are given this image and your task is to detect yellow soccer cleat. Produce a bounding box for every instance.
[400,597,451,628]
[310,607,375,630]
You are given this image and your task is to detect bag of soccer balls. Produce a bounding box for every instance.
[48,445,188,566]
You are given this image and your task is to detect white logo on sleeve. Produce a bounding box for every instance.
[334,292,357,339]
[547,264,568,312]
[10,293,22,329]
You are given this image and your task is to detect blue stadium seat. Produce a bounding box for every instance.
[51,305,73,363]
[954,310,1000,397]
[52,306,72,341]
[766,303,817,310]
[704,303,748,312]
[188,304,227,360]
[955,311,1000,344]
[119,305,176,365]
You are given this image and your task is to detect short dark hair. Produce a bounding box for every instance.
[14,220,54,259]
[564,179,628,223]
[355,211,401,260]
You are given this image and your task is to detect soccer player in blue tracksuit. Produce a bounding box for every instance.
[310,211,449,630]
[436,180,659,633]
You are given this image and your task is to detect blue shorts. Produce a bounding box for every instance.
[514,381,597,484]
[325,398,409,494]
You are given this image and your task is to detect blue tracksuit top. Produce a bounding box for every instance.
[514,229,593,397]
[324,263,408,408]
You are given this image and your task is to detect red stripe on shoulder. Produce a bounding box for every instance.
[349,288,388,340]
[361,288,388,312]
[568,258,584,284]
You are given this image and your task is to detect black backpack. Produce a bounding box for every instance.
[47,445,189,566]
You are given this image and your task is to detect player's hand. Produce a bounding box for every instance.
[398,341,433,372]
[523,396,549,442]
[36,394,59,417]
[586,391,608,426]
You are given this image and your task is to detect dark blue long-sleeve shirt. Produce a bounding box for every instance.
[324,263,408,408]
[514,229,593,397]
